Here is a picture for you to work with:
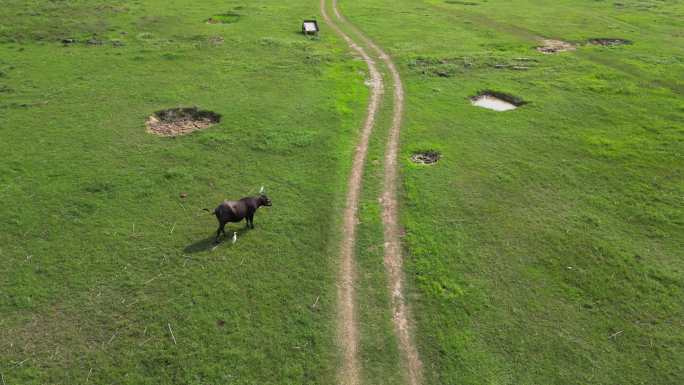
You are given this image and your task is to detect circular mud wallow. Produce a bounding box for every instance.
[206,12,241,24]
[411,151,441,165]
[536,39,576,54]
[471,91,526,112]
[588,38,632,46]
[145,107,220,137]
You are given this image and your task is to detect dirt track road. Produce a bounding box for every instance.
[320,1,382,384]
[322,1,423,384]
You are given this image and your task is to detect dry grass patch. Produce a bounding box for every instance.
[145,107,220,137]
[411,151,441,165]
[536,39,575,54]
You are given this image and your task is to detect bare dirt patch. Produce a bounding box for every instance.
[145,107,220,137]
[536,39,576,54]
[411,151,441,165]
[588,38,632,46]
[471,91,526,111]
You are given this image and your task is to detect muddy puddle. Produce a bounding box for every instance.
[471,95,517,111]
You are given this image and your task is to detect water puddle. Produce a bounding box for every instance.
[471,95,518,111]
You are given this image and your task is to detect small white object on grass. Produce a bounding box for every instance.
[232,232,238,244]
[168,323,177,345]
[259,185,265,194]
[609,330,624,339]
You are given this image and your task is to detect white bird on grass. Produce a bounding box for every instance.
[232,232,238,244]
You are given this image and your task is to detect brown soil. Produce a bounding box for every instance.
[145,107,220,137]
[332,0,424,384]
[321,1,384,384]
[411,151,441,165]
[588,38,632,46]
[536,39,576,54]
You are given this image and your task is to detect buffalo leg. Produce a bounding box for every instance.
[247,215,255,228]
[215,223,226,243]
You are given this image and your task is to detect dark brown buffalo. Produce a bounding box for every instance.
[204,195,272,243]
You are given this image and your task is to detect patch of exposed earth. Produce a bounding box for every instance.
[145,107,220,136]
[536,39,576,54]
[411,151,441,165]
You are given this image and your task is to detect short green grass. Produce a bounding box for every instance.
[0,0,369,383]
[207,11,242,25]
[338,0,683,383]
[2,0,683,384]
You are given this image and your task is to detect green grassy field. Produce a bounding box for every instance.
[2,0,683,384]
[0,0,369,383]
[338,0,683,384]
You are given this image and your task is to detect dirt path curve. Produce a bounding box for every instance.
[325,1,423,384]
[320,1,384,384]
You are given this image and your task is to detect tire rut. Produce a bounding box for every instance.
[320,1,384,384]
